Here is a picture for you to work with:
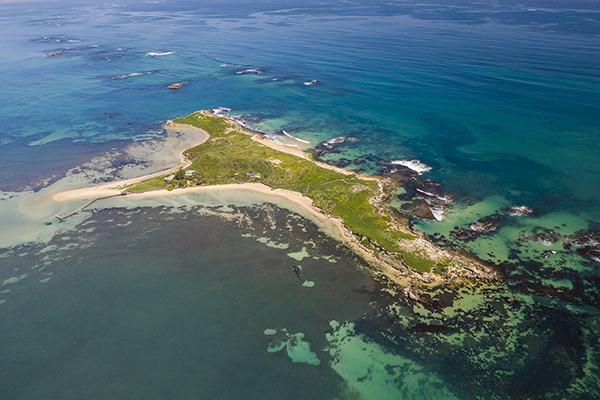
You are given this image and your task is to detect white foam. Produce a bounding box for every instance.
[264,134,302,149]
[416,188,451,202]
[327,136,346,144]
[147,51,174,56]
[415,189,451,221]
[429,205,446,222]
[390,159,432,175]
[211,107,232,117]
[507,205,535,217]
[282,130,311,144]
[112,71,155,79]
[235,68,263,75]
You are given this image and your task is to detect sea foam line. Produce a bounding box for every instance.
[282,130,310,144]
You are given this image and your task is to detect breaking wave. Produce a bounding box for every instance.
[391,159,432,175]
[111,71,156,80]
[282,130,310,144]
[147,51,174,56]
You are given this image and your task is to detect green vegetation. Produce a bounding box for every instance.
[127,111,450,274]
[173,113,229,136]
[401,252,437,274]
[433,259,450,276]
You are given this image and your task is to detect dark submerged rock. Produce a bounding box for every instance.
[524,229,561,246]
[312,136,349,157]
[332,158,351,168]
[564,230,600,263]
[542,250,558,259]
[577,247,600,263]
[409,323,445,333]
[451,229,480,241]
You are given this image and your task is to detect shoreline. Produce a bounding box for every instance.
[51,123,209,202]
[50,112,496,289]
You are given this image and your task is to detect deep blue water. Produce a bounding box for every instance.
[1,0,600,398]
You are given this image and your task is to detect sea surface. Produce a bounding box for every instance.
[1,0,600,398]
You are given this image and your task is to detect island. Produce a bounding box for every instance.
[54,110,497,289]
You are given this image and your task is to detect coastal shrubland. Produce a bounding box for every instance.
[126,111,487,277]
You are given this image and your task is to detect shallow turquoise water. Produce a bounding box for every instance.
[3,201,598,399]
[1,0,600,398]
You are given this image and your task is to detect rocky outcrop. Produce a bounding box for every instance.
[313,136,349,157]
[526,229,560,246]
[565,231,600,263]
[451,229,480,241]
[470,214,500,233]
[401,198,436,220]
[507,205,536,216]
[167,81,187,90]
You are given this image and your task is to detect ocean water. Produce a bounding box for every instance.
[1,0,600,398]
